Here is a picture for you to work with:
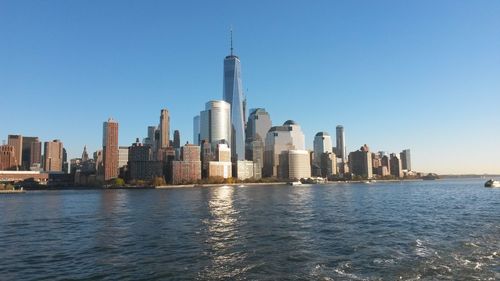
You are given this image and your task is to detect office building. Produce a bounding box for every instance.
[0,145,17,170]
[313,132,333,176]
[200,100,231,149]
[171,144,201,184]
[400,149,411,171]
[236,160,255,180]
[173,130,180,149]
[245,108,271,175]
[263,120,305,177]
[103,118,119,180]
[128,139,162,181]
[223,31,245,161]
[30,139,42,168]
[208,143,232,178]
[7,135,22,169]
[193,115,200,145]
[320,152,337,178]
[160,109,170,149]
[348,144,373,179]
[43,139,64,172]
[390,153,403,178]
[336,126,347,163]
[20,136,39,170]
[279,150,311,180]
[118,146,129,168]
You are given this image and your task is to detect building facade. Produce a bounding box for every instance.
[279,150,311,180]
[103,118,119,180]
[43,140,64,172]
[7,135,22,169]
[200,100,231,150]
[171,144,201,184]
[349,144,373,179]
[400,149,411,171]
[336,125,347,163]
[263,120,305,177]
[223,37,245,161]
[160,109,170,149]
[0,145,17,170]
[313,132,333,176]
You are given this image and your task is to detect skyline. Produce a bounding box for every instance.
[2,1,500,174]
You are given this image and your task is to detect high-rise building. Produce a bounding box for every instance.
[173,130,180,149]
[348,144,373,179]
[279,150,311,180]
[245,108,272,174]
[82,145,89,162]
[400,149,411,171]
[0,145,17,170]
[21,137,39,170]
[390,153,403,178]
[200,100,231,149]
[193,115,200,145]
[263,120,306,177]
[103,118,119,180]
[128,139,162,181]
[62,148,68,173]
[171,144,202,184]
[223,31,245,161]
[7,135,22,169]
[313,132,333,176]
[320,152,337,178]
[336,125,347,163]
[30,139,42,168]
[118,146,129,168]
[208,143,232,178]
[246,108,272,142]
[160,109,170,149]
[43,139,64,172]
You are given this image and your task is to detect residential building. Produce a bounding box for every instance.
[103,118,119,180]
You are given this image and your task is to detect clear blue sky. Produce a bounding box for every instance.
[1,0,499,174]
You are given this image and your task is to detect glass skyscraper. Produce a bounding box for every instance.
[223,35,245,161]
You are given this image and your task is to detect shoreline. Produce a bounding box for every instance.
[0,190,26,194]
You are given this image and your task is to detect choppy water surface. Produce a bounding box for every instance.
[0,179,498,280]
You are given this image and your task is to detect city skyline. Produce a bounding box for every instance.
[2,1,500,174]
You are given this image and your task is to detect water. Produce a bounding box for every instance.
[0,179,498,280]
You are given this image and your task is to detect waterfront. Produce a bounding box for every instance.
[0,179,498,280]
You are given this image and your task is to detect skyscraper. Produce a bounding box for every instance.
[336,126,347,163]
[103,118,119,180]
[223,30,245,161]
[348,144,373,179]
[7,135,22,169]
[160,109,170,149]
[263,120,306,177]
[30,139,42,168]
[200,100,231,149]
[173,130,180,149]
[43,139,63,172]
[193,115,200,145]
[21,136,39,170]
[400,149,411,171]
[245,108,272,175]
[313,132,333,174]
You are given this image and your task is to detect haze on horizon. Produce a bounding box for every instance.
[1,0,499,175]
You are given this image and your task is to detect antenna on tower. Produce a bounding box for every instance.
[230,26,233,56]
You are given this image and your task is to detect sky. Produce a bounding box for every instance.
[1,0,499,174]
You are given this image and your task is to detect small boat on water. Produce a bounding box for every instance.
[288,181,302,186]
[484,179,500,188]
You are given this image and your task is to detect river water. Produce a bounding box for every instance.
[0,179,498,280]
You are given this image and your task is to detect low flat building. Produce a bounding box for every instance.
[208,162,232,179]
[236,160,255,180]
[0,171,48,183]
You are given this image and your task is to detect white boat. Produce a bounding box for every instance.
[484,179,500,188]
[288,181,302,186]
